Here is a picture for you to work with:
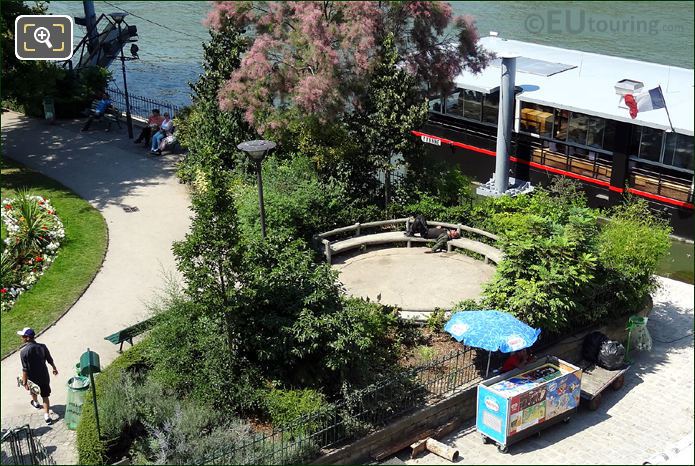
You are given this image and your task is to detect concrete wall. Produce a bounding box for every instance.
[313,298,652,464]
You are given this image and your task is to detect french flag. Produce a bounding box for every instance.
[624,86,666,119]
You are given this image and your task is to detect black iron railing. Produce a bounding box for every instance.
[199,346,480,465]
[1,425,54,465]
[106,87,182,121]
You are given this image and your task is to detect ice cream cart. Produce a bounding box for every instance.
[476,355,582,453]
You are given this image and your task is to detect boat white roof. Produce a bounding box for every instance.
[454,36,694,136]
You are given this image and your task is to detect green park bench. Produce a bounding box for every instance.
[104,316,157,352]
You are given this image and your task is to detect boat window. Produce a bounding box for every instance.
[429,95,443,114]
[482,91,499,124]
[568,112,589,145]
[663,131,678,166]
[602,119,618,152]
[445,89,463,116]
[519,102,553,137]
[671,133,694,171]
[586,116,605,149]
[639,126,663,162]
[462,89,482,121]
[627,125,641,157]
[553,109,569,141]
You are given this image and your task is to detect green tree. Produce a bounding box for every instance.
[596,198,671,314]
[350,33,429,206]
[176,23,253,182]
[483,210,599,334]
[172,169,242,357]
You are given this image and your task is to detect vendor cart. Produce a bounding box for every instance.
[578,361,629,411]
[477,355,582,453]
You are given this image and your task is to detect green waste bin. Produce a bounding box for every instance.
[65,376,90,430]
[625,315,652,362]
[42,96,55,123]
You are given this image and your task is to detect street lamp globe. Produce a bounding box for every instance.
[109,12,127,25]
[237,140,276,162]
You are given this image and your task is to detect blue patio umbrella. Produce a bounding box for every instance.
[444,310,541,376]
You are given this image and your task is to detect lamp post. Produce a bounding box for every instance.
[110,12,134,139]
[237,140,276,239]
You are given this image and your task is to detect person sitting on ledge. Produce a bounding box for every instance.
[150,112,173,155]
[405,214,460,253]
[135,109,164,146]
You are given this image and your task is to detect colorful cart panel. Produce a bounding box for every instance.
[476,356,582,450]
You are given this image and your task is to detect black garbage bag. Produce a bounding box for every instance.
[598,340,626,370]
[582,331,608,363]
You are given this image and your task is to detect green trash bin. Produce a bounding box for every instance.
[65,376,90,430]
[42,96,55,123]
[625,315,652,362]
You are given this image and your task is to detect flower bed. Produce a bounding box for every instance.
[1,194,65,311]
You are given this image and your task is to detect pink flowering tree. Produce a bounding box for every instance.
[207,1,491,132]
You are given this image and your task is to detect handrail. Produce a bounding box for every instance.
[315,218,498,243]
[316,218,409,239]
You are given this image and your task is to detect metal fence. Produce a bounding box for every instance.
[1,425,55,465]
[106,87,182,121]
[199,346,481,465]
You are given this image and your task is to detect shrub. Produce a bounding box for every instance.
[425,309,447,332]
[235,154,367,243]
[3,61,109,118]
[595,198,671,315]
[77,340,152,465]
[263,388,327,431]
[482,210,599,334]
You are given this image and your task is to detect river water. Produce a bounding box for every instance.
[49,1,694,106]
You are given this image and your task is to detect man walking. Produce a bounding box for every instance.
[18,328,58,424]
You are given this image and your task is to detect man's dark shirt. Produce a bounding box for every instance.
[424,227,446,239]
[20,341,54,386]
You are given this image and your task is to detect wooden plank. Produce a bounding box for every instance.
[373,419,459,461]
[580,361,629,399]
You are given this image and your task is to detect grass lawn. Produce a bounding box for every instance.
[1,158,108,357]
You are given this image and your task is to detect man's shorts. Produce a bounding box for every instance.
[36,382,51,398]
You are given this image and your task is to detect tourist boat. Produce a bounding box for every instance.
[414,34,694,239]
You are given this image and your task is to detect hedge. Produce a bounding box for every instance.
[76,340,151,465]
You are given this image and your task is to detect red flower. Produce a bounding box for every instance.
[0,288,7,294]
[35,256,43,262]
[4,204,11,210]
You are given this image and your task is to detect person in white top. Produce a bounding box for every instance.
[151,112,173,154]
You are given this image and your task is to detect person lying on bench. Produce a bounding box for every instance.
[81,92,112,132]
[406,214,460,253]
[134,109,164,146]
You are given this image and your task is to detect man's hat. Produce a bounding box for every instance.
[17,328,35,337]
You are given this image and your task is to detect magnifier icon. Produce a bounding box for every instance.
[33,27,53,49]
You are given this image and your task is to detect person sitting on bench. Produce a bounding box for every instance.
[81,92,112,132]
[134,109,164,146]
[406,214,461,253]
[150,113,173,155]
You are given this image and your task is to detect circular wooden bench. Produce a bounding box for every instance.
[314,218,502,265]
